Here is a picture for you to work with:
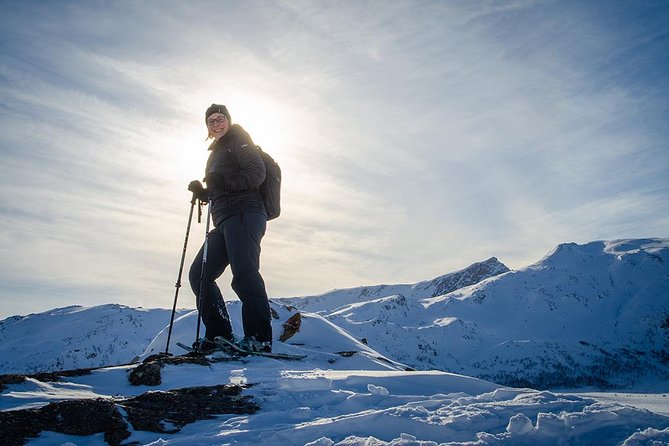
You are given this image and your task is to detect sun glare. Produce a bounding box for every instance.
[162,126,209,182]
[160,92,298,196]
[217,93,291,161]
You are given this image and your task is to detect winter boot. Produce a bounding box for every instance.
[192,338,216,353]
[212,336,242,356]
[238,336,272,353]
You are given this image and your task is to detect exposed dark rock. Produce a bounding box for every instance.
[0,367,94,392]
[0,374,25,392]
[32,367,94,382]
[0,384,258,446]
[1,352,228,393]
[335,351,357,357]
[425,257,510,297]
[122,385,259,433]
[129,360,164,386]
[279,312,302,342]
[0,398,129,446]
[127,353,211,386]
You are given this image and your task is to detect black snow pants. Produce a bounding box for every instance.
[189,211,272,343]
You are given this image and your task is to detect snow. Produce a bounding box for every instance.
[14,366,669,445]
[0,304,188,374]
[279,238,669,391]
[12,361,669,445]
[2,239,669,445]
[4,303,669,445]
[572,392,669,417]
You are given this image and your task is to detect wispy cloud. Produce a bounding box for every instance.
[1,1,667,317]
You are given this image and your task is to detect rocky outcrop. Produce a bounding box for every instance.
[128,353,212,386]
[0,353,214,390]
[0,384,258,446]
[0,367,94,391]
[413,257,510,297]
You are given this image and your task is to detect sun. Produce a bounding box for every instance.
[160,92,296,191]
[217,93,291,161]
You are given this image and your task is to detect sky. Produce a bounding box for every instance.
[1,0,668,318]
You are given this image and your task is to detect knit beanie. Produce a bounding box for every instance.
[205,104,231,123]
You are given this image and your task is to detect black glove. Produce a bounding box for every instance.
[188,180,209,202]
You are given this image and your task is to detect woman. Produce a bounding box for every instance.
[188,103,272,353]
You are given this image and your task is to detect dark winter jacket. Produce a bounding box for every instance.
[204,124,266,226]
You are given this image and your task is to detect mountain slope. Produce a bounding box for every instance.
[0,256,508,376]
[279,256,510,313]
[291,239,669,390]
[1,240,669,443]
[2,301,668,446]
[0,305,186,374]
[1,239,666,391]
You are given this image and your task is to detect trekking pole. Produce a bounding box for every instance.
[164,192,198,355]
[194,200,212,344]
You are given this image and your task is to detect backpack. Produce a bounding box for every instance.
[256,146,281,220]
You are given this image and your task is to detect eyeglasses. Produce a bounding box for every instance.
[207,116,227,126]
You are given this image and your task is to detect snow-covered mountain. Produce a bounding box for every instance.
[280,256,510,312]
[2,298,669,445]
[2,240,667,391]
[0,296,669,446]
[280,239,669,390]
[0,304,188,374]
[0,257,509,376]
[2,239,669,444]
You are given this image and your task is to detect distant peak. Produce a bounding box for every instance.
[536,238,669,267]
[479,257,506,267]
[418,257,510,297]
[467,257,511,274]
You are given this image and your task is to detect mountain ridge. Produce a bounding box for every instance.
[279,256,510,313]
[1,238,667,391]
[310,238,669,390]
[0,304,188,374]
